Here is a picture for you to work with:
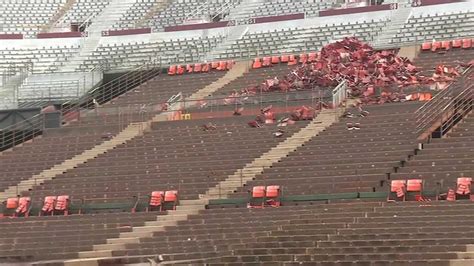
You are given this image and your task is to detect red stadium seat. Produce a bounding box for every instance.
[194,63,202,72]
[456,177,472,199]
[186,64,193,73]
[262,57,271,67]
[217,61,227,71]
[446,188,456,201]
[421,42,431,50]
[441,40,451,50]
[6,198,18,209]
[308,52,317,62]
[211,61,219,69]
[288,55,297,66]
[265,185,281,207]
[40,196,56,216]
[164,190,178,210]
[55,195,69,215]
[252,58,262,69]
[168,65,176,75]
[389,180,406,201]
[271,56,280,64]
[147,191,165,212]
[280,55,289,63]
[299,53,308,64]
[201,63,210,72]
[249,186,266,208]
[462,39,472,49]
[452,39,462,48]
[407,179,423,201]
[176,65,185,75]
[15,197,31,217]
[431,41,441,52]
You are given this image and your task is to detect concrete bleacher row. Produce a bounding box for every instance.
[72,35,225,71]
[113,0,157,30]
[232,0,335,20]
[392,10,474,44]
[0,0,66,38]
[0,45,80,74]
[61,0,111,26]
[215,19,388,59]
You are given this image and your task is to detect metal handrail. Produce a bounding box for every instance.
[415,66,473,135]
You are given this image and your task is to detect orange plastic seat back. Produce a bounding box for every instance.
[150,191,165,206]
[418,93,426,102]
[452,39,462,48]
[262,57,271,67]
[6,198,18,209]
[431,41,441,52]
[42,196,56,212]
[423,93,432,101]
[217,61,227,70]
[164,190,178,202]
[447,188,456,201]
[280,55,289,63]
[252,58,262,69]
[457,177,472,195]
[201,63,210,72]
[55,195,69,211]
[252,186,266,198]
[308,52,317,62]
[441,41,451,50]
[186,64,193,73]
[266,185,280,198]
[176,65,185,75]
[168,65,176,75]
[288,55,297,66]
[299,53,308,64]
[271,56,280,64]
[194,63,202,72]
[407,179,423,192]
[391,180,406,198]
[462,39,472,49]
[211,61,219,69]
[16,197,30,214]
[421,42,431,50]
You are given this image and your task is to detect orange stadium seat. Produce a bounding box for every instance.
[462,39,472,48]
[271,56,280,64]
[431,41,441,52]
[262,57,271,67]
[441,40,451,50]
[308,52,317,62]
[211,61,219,69]
[249,186,266,208]
[452,39,462,48]
[40,196,56,216]
[164,190,178,210]
[389,180,406,201]
[252,58,262,69]
[186,64,193,73]
[421,42,431,50]
[446,188,456,201]
[280,55,289,63]
[299,53,308,64]
[55,195,70,215]
[407,179,423,201]
[201,63,210,72]
[147,191,165,212]
[168,65,177,75]
[194,63,202,72]
[265,185,281,207]
[176,65,185,75]
[456,177,472,199]
[16,197,31,217]
[288,55,297,65]
[217,61,227,70]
